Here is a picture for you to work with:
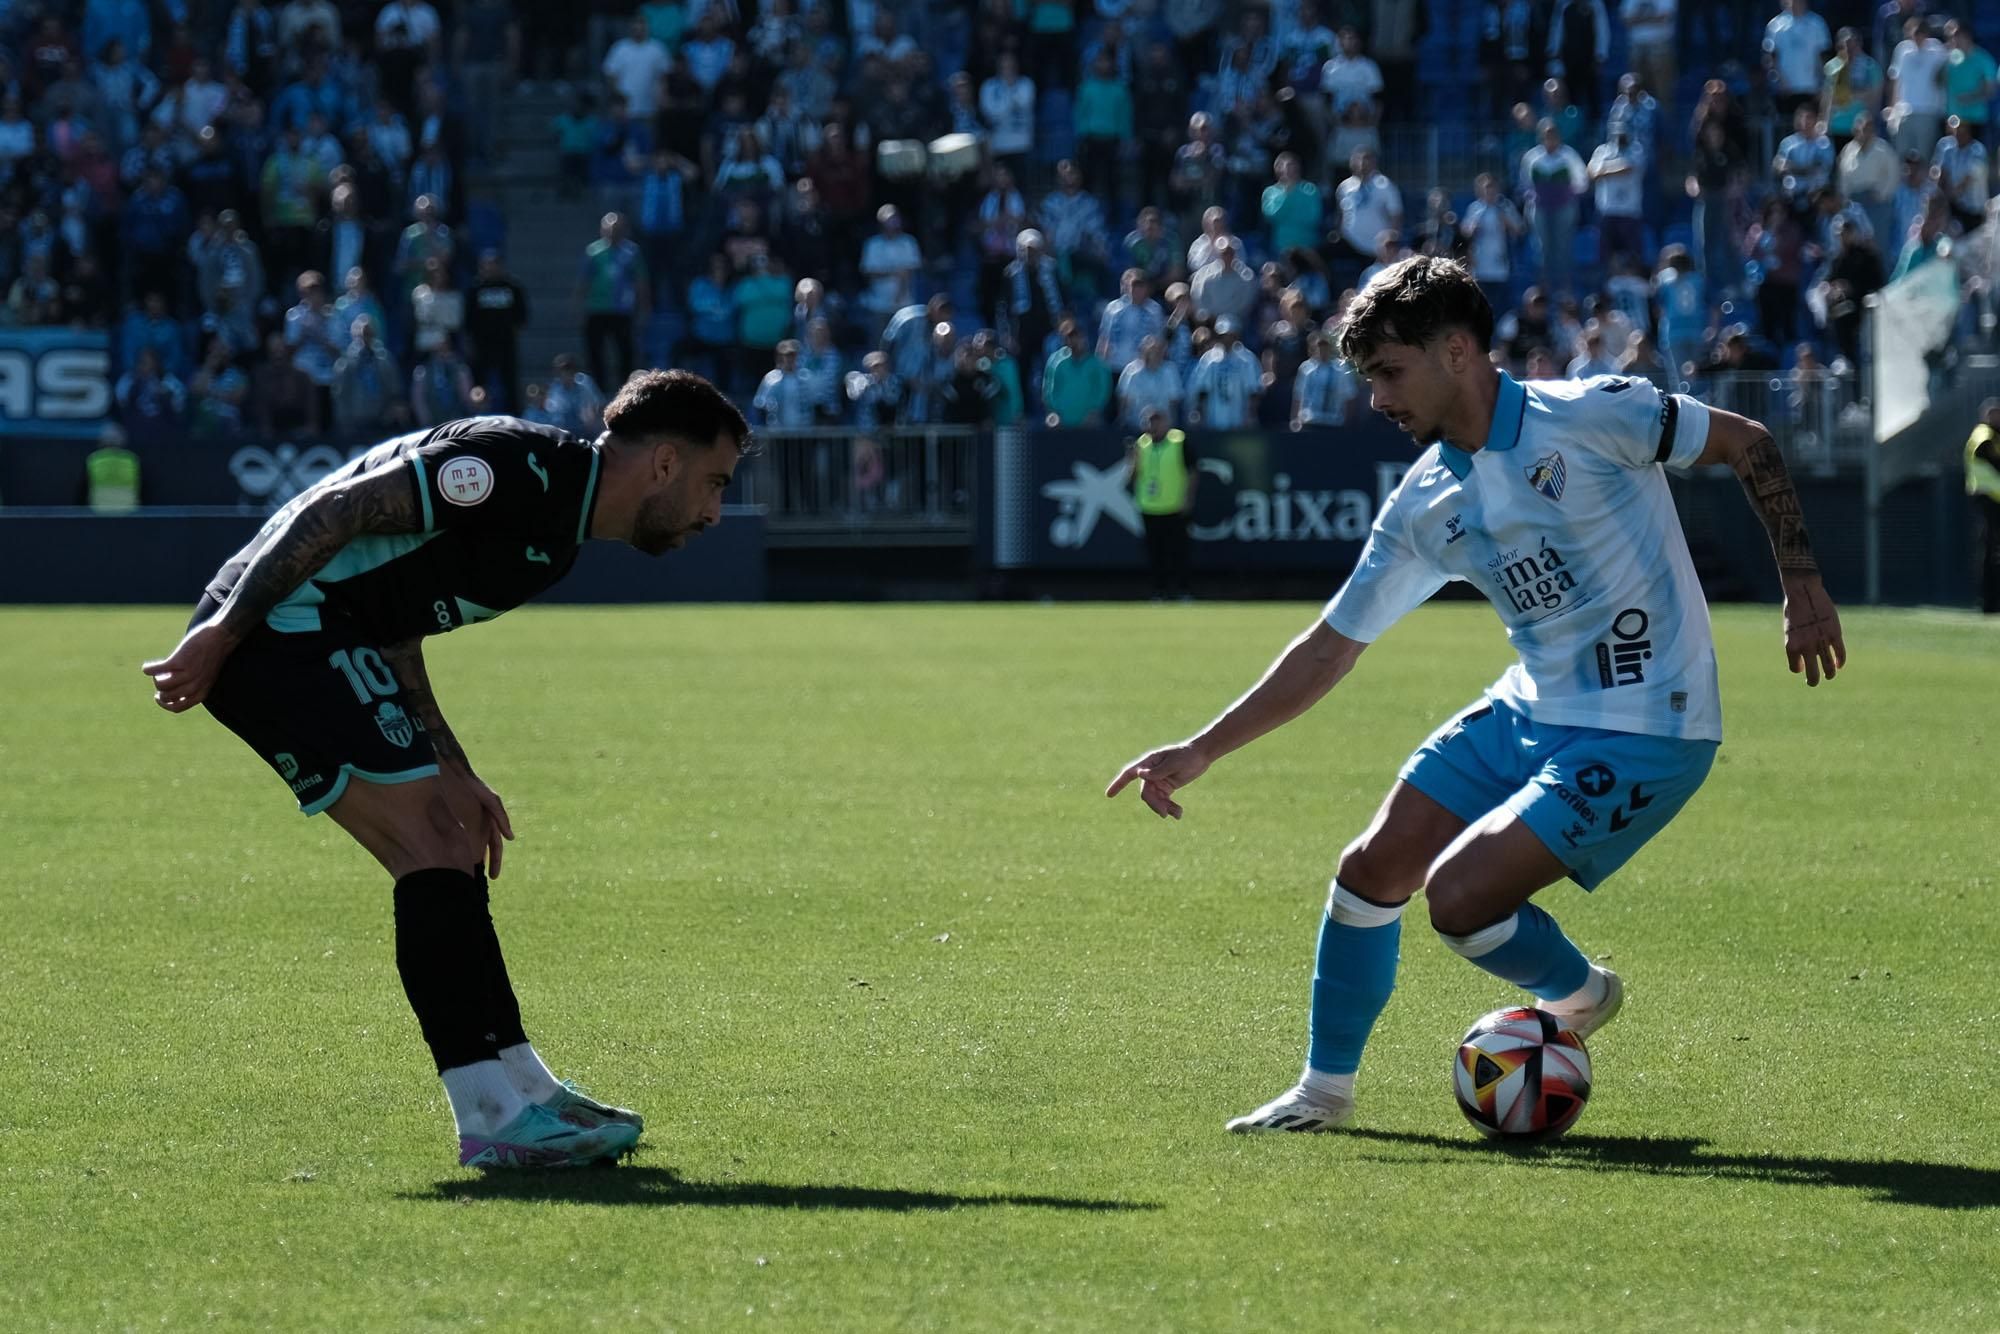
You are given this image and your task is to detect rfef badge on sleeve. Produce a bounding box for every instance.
[440,456,495,507]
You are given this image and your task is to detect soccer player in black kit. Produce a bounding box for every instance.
[142,370,752,1168]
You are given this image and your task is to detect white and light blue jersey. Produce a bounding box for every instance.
[1324,373,1721,742]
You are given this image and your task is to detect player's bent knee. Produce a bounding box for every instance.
[1335,837,1423,904]
[1423,866,1500,937]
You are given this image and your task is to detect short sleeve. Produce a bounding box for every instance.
[1564,375,1711,472]
[1322,484,1447,644]
[409,420,598,542]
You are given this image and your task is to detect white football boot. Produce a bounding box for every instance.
[1225,1085,1355,1133]
[1543,965,1624,1039]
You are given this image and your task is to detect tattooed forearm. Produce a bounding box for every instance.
[213,469,426,640]
[382,638,472,771]
[1732,432,1820,576]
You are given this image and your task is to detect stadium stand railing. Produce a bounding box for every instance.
[735,425,981,546]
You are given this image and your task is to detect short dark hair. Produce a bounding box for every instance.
[604,368,756,455]
[1333,256,1494,366]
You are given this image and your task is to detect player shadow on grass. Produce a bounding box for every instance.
[1340,1129,1998,1210]
[398,1165,1160,1212]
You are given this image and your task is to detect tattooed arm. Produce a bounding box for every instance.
[1695,409,1848,686]
[142,466,425,712]
[381,636,515,877]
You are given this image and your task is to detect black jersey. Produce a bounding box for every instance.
[206,416,603,645]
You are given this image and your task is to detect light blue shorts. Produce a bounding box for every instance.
[1400,697,1718,891]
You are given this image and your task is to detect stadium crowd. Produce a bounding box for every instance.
[1,0,1994,448]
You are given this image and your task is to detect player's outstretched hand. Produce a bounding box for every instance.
[1782,574,1846,686]
[1106,742,1212,820]
[141,621,241,712]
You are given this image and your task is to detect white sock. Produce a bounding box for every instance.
[1544,966,1609,1014]
[440,1059,529,1137]
[1299,1067,1356,1103]
[497,1042,563,1102]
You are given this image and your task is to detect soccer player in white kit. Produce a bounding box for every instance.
[1107,257,1846,1132]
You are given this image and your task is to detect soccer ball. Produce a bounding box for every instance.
[1452,1007,1593,1140]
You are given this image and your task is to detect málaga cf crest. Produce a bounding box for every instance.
[1525,452,1566,502]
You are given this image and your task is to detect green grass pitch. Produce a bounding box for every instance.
[2,602,1994,1331]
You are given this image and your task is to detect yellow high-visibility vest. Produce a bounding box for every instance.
[1968,425,2000,500]
[86,446,141,513]
[1134,429,1189,516]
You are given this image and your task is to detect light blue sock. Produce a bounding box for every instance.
[1440,901,1592,1000]
[1305,883,1406,1077]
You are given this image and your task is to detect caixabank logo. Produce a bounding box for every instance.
[0,333,110,436]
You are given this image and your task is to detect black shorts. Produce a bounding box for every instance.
[193,596,438,815]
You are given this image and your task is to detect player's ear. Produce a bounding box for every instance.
[653,438,681,483]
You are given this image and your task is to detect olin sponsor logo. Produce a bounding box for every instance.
[1596,607,1654,687]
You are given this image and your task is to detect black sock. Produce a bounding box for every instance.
[393,867,506,1072]
[469,867,529,1052]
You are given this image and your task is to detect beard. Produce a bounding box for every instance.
[632,491,706,555]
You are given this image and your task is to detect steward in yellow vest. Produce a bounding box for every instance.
[1127,408,1198,598]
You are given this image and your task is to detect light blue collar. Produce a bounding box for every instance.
[1437,372,1526,479]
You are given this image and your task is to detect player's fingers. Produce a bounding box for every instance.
[1802,651,1821,686]
[1106,762,1143,798]
[486,819,504,879]
[1831,632,1848,668]
[1818,641,1839,681]
[490,798,514,841]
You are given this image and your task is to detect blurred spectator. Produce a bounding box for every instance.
[1891,192,1954,278]
[412,344,476,425]
[1262,152,1323,256]
[1292,329,1356,428]
[468,251,528,414]
[1323,25,1385,124]
[976,166,1030,325]
[801,318,846,423]
[543,353,606,435]
[453,0,518,165]
[754,338,819,427]
[605,17,673,120]
[939,339,1001,427]
[1496,285,1553,367]
[1624,0,1678,117]
[1335,148,1403,284]
[93,40,159,156]
[1186,206,1240,273]
[365,98,413,185]
[685,255,737,387]
[1520,119,1588,296]
[7,253,62,325]
[1619,329,1672,383]
[1041,159,1112,308]
[1841,112,1900,244]
[374,0,442,115]
[1135,42,1190,208]
[1191,235,1256,323]
[1461,172,1528,312]
[251,330,319,436]
[733,252,795,383]
[1003,228,1063,378]
[1123,206,1180,289]
[1117,334,1184,428]
[1943,20,1995,144]
[332,267,387,351]
[182,126,245,218]
[1357,229,1409,288]
[578,211,647,390]
[122,163,191,301]
[1188,317,1261,427]
[1042,318,1113,427]
[1589,126,1647,268]
[1767,0,1834,120]
[1891,147,1934,252]
[1814,218,1886,365]
[260,126,327,290]
[332,315,403,433]
[1823,28,1884,148]
[1774,105,1835,209]
[1547,0,1610,120]
[859,204,922,331]
[283,269,340,422]
[120,290,188,377]
[847,350,904,429]
[1653,247,1708,381]
[886,293,953,391]
[1099,269,1166,371]
[115,346,186,445]
[1888,16,1947,159]
[188,339,251,440]
[1075,51,1132,203]
[1747,194,1806,347]
[1171,112,1229,217]
[300,111,344,177]
[1934,115,1988,232]
[552,92,598,196]
[411,255,464,355]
